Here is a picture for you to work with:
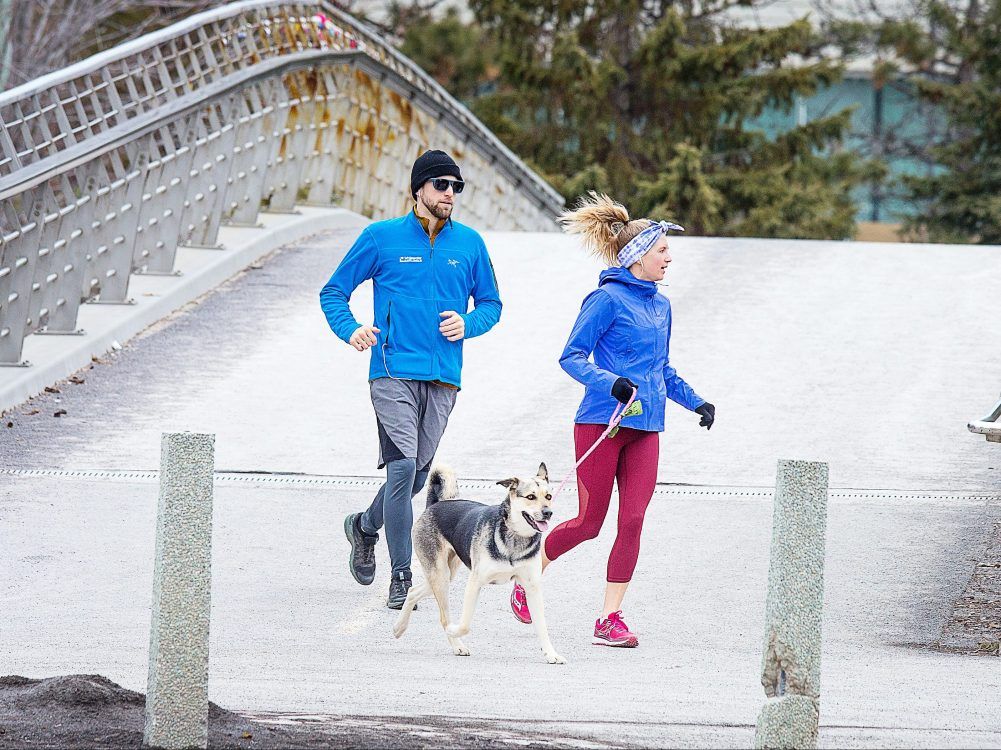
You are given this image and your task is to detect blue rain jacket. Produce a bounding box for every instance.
[319,211,502,388]
[560,266,704,432]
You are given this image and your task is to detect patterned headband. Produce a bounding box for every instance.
[616,220,685,268]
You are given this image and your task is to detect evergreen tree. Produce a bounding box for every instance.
[393,5,500,103]
[825,0,1001,243]
[457,0,874,238]
[901,0,1001,243]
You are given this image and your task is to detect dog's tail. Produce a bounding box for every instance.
[426,465,458,507]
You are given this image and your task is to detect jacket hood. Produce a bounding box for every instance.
[598,266,658,298]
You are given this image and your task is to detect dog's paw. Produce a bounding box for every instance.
[446,624,469,637]
[545,652,566,665]
[452,644,471,656]
[392,622,406,639]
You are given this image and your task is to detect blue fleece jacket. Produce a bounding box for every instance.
[319,211,501,388]
[560,266,704,432]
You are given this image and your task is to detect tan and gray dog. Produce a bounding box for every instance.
[392,463,565,664]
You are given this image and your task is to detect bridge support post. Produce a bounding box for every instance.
[222,82,271,227]
[755,459,829,750]
[266,89,309,212]
[144,432,215,750]
[188,97,240,249]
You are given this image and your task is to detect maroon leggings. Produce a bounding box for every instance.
[544,424,660,583]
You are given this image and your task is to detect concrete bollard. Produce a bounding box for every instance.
[144,432,215,750]
[755,459,829,750]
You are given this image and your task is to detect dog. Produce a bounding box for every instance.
[392,462,565,664]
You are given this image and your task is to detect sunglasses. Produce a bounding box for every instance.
[429,177,465,194]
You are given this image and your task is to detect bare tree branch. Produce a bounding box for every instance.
[1,0,214,91]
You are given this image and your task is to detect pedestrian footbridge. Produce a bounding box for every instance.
[0,1,560,370]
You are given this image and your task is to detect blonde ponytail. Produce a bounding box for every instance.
[558,192,652,266]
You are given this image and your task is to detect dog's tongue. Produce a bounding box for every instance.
[535,520,549,532]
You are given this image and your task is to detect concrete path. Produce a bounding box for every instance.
[2,214,1001,747]
[2,221,999,489]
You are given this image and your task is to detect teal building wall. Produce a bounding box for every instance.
[752,74,939,223]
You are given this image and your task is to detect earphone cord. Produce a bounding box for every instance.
[381,342,403,381]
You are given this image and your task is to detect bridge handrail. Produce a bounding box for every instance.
[0,49,520,204]
[0,1,285,103]
[0,0,562,210]
[319,4,563,205]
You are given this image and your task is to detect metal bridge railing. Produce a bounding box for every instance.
[969,394,1001,443]
[0,1,563,366]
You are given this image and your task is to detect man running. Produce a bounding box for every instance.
[320,149,502,608]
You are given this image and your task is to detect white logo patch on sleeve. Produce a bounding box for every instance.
[399,256,423,263]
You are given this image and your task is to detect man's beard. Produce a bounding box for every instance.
[421,194,453,220]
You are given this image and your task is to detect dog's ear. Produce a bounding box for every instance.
[497,477,519,491]
[537,462,549,481]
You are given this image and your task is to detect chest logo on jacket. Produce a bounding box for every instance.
[447,258,460,267]
[399,256,423,263]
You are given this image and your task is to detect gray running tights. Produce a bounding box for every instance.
[359,457,428,576]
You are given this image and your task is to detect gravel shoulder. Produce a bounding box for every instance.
[0,675,613,749]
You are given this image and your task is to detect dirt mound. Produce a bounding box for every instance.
[0,674,261,749]
[2,674,143,710]
[0,674,144,748]
[0,674,369,749]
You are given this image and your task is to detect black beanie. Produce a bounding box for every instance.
[410,150,462,199]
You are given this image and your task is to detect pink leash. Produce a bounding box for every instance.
[551,388,637,500]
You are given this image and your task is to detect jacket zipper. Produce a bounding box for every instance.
[413,211,442,381]
[427,228,438,379]
[386,301,392,350]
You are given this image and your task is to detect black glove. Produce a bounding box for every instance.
[611,377,637,404]
[695,402,715,430]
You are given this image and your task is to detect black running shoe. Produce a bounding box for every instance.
[344,513,377,586]
[387,571,413,610]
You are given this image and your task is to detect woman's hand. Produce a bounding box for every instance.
[695,402,715,430]
[611,377,637,404]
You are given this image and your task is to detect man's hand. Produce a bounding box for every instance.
[349,325,381,351]
[439,311,465,342]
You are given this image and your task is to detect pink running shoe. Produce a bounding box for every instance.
[510,583,532,624]
[593,611,639,647]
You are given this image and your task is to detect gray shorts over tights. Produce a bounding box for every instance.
[370,378,457,471]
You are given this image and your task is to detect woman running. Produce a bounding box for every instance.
[511,192,715,647]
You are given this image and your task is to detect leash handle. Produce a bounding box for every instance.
[551,388,637,500]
